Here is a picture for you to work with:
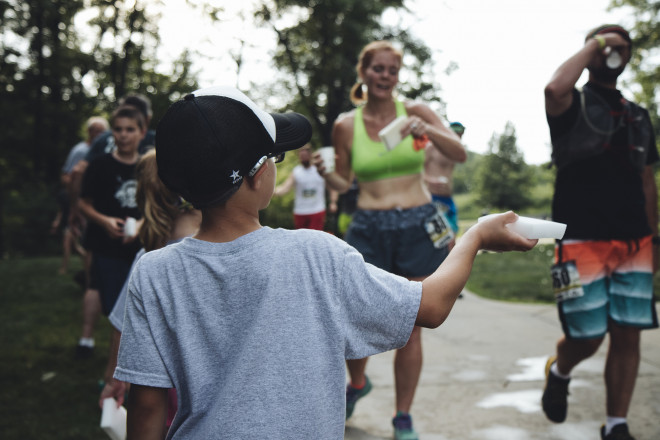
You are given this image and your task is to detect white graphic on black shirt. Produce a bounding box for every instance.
[104,137,116,154]
[115,179,138,208]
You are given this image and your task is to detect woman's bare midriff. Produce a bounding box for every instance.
[356,173,431,211]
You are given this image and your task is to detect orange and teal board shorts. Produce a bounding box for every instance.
[554,236,658,339]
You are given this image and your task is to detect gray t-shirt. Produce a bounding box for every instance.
[115,227,421,439]
[61,140,89,174]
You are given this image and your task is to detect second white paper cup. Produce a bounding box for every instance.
[124,217,137,237]
[318,147,335,173]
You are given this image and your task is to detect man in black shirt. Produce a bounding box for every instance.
[542,25,658,440]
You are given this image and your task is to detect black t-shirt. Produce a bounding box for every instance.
[85,129,156,163]
[547,82,658,240]
[80,153,142,259]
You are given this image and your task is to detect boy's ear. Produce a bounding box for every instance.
[247,160,269,188]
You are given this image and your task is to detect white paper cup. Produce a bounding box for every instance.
[507,217,566,239]
[606,51,622,69]
[478,214,567,240]
[124,217,137,238]
[100,397,127,440]
[318,147,335,173]
[378,116,407,150]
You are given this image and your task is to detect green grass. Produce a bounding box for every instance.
[0,256,112,439]
[453,192,484,220]
[465,240,660,304]
[466,243,557,303]
[1,250,657,438]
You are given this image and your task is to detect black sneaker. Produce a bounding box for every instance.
[601,423,636,440]
[541,356,570,423]
[74,344,94,359]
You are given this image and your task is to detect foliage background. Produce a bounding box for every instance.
[1,2,659,438]
[1,0,658,257]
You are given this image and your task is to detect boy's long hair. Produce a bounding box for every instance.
[136,150,181,252]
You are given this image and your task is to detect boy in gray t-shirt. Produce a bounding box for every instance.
[115,86,536,439]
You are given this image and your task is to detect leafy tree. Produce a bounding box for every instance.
[1,0,96,183]
[253,0,447,146]
[453,150,484,194]
[0,0,198,256]
[476,122,534,211]
[609,1,660,215]
[1,0,97,255]
[609,0,660,138]
[78,0,199,124]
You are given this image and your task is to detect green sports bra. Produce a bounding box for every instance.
[351,100,424,182]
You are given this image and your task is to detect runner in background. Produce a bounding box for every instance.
[274,144,337,230]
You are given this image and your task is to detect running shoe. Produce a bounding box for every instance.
[601,423,636,440]
[541,355,570,423]
[345,376,372,420]
[74,344,94,359]
[392,411,419,440]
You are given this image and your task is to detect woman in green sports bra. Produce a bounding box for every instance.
[314,40,467,439]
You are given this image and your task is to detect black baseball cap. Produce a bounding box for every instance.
[156,86,312,208]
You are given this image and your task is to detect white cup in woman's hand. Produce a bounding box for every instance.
[318,147,335,173]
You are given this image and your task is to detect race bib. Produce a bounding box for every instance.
[302,188,317,198]
[551,260,584,302]
[424,206,454,249]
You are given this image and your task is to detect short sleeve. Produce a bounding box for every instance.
[337,246,422,359]
[61,145,81,174]
[547,88,580,142]
[114,261,173,388]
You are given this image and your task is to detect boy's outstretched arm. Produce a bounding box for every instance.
[417,212,537,328]
[126,384,168,440]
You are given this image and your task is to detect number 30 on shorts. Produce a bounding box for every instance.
[551,260,585,302]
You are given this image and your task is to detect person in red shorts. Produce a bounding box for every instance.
[274,144,337,230]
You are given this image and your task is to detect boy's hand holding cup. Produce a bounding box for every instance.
[473,212,539,252]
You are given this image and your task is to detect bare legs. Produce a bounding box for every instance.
[554,321,641,418]
[59,228,72,275]
[347,357,369,388]
[394,325,422,413]
[81,288,101,339]
[605,324,640,417]
[555,334,603,376]
[346,325,422,414]
[58,227,87,275]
